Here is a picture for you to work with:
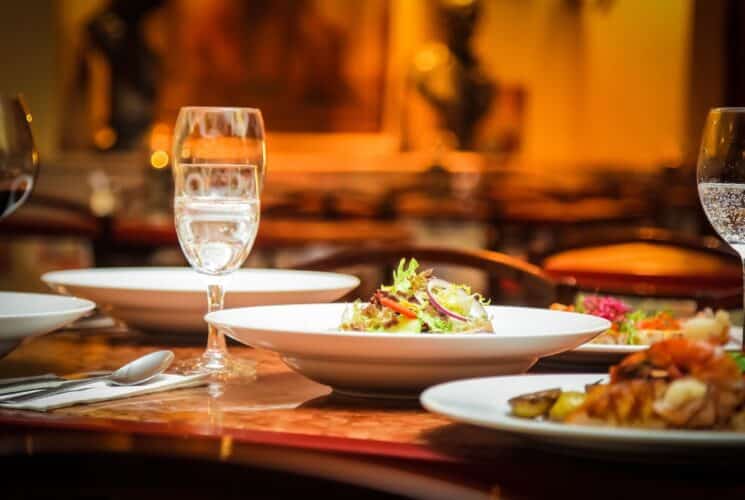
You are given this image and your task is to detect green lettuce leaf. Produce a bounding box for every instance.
[729,352,745,373]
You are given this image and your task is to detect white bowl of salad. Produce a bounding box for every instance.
[207,259,611,397]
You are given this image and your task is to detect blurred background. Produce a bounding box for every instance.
[1,0,742,305]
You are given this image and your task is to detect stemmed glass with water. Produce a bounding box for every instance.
[698,108,745,316]
[172,106,265,378]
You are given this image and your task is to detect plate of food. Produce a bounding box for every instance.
[42,267,360,333]
[0,292,96,358]
[207,259,610,397]
[421,337,745,456]
[544,295,742,365]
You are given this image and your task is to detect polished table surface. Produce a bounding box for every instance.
[1,329,744,499]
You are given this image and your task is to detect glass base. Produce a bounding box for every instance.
[174,350,257,381]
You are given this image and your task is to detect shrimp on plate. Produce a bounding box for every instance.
[567,338,745,429]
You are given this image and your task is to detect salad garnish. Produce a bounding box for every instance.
[551,294,731,346]
[340,258,493,333]
[730,352,745,373]
[575,295,631,323]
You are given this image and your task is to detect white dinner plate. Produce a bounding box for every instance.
[0,292,96,358]
[546,326,744,366]
[206,303,610,398]
[420,374,745,457]
[42,268,359,333]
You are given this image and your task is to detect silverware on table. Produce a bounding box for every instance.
[0,373,58,387]
[0,371,111,397]
[1,350,175,404]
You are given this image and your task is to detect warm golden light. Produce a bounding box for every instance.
[150,150,170,169]
[149,122,171,151]
[93,127,117,150]
[25,113,32,123]
[219,436,233,460]
[180,137,261,162]
[413,43,449,73]
[90,190,116,216]
[442,0,476,8]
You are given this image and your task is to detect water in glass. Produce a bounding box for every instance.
[171,107,265,379]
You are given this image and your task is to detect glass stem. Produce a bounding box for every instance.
[205,280,228,359]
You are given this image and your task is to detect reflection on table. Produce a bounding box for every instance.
[1,329,743,499]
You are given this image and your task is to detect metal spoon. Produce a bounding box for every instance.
[2,350,175,403]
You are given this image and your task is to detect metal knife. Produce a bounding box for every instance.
[0,371,110,397]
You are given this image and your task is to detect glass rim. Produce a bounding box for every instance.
[710,106,745,113]
[179,105,262,114]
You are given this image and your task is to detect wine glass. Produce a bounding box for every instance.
[172,106,265,378]
[0,94,38,219]
[697,107,745,315]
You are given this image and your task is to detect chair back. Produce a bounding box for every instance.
[541,227,741,310]
[291,245,569,307]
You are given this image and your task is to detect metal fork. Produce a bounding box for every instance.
[0,371,110,397]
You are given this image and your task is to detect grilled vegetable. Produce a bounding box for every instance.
[548,391,587,422]
[508,388,562,418]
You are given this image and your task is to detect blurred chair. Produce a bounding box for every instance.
[491,196,650,262]
[0,194,100,240]
[261,189,384,220]
[109,215,416,269]
[544,226,734,256]
[540,227,741,310]
[291,245,571,307]
[0,195,100,291]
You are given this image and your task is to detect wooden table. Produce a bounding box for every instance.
[1,330,744,499]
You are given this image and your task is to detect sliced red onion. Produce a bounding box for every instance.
[426,278,468,321]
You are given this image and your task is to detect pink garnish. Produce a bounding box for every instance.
[581,295,630,323]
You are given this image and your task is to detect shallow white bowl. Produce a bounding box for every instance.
[421,373,745,457]
[206,303,610,397]
[0,292,96,358]
[42,268,359,333]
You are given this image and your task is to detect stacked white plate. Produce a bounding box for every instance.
[42,267,360,333]
[547,326,743,366]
